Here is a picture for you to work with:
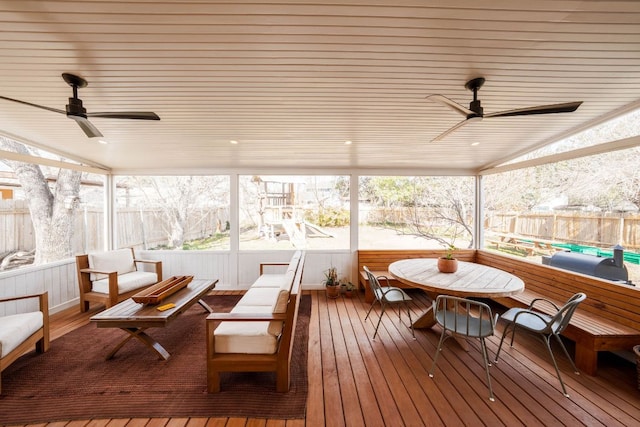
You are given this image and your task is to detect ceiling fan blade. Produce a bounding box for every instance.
[87,111,160,120]
[0,95,66,115]
[485,101,583,118]
[426,94,473,117]
[431,117,481,142]
[68,115,103,138]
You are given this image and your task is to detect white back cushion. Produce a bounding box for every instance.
[273,289,290,314]
[251,274,286,288]
[88,248,136,281]
[237,287,281,308]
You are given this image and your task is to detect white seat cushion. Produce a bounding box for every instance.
[214,305,280,354]
[234,304,284,336]
[0,311,43,358]
[88,248,136,281]
[92,271,157,294]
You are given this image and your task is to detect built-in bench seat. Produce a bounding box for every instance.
[477,250,640,375]
[206,250,305,392]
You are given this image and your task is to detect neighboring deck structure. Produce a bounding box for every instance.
[32,290,640,426]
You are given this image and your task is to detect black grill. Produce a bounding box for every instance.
[542,246,630,284]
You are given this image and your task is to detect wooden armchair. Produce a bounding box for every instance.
[0,292,50,394]
[76,248,162,312]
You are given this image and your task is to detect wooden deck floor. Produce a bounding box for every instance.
[18,289,640,427]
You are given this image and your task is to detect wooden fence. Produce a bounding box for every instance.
[0,200,34,253]
[485,211,640,250]
[3,200,639,254]
[0,200,229,254]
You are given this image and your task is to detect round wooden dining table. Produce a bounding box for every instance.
[388,258,524,329]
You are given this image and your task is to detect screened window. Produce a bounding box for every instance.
[358,176,475,250]
[239,175,350,250]
[483,147,640,283]
[0,136,106,269]
[114,176,230,250]
[506,108,640,164]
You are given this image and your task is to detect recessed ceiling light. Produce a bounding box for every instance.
[344,140,352,145]
[471,142,480,146]
[230,140,238,144]
[97,139,109,145]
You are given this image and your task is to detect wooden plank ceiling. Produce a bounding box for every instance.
[0,0,639,173]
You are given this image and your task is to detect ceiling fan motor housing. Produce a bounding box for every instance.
[66,97,87,118]
[468,99,483,119]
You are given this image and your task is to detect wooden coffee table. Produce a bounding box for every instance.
[91,278,218,360]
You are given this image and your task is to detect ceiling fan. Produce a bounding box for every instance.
[426,77,582,142]
[0,73,160,138]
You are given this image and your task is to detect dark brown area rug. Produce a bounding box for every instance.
[0,294,310,424]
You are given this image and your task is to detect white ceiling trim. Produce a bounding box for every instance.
[481,135,640,176]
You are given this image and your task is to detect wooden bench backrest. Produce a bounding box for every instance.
[278,251,305,366]
[476,250,640,330]
[357,249,476,273]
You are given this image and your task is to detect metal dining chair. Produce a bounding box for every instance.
[363,266,415,340]
[429,295,498,401]
[494,292,587,397]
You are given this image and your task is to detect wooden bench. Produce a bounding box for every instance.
[357,249,476,303]
[477,250,640,375]
[206,251,305,392]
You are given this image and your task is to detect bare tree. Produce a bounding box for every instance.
[130,175,227,248]
[0,137,81,265]
[362,176,475,248]
[488,110,640,213]
[484,147,640,213]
